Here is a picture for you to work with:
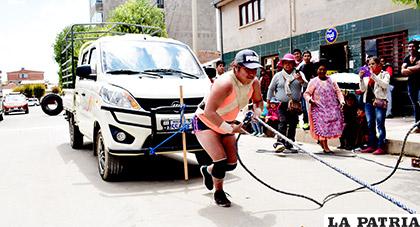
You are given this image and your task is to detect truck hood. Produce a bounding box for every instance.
[104,75,211,98]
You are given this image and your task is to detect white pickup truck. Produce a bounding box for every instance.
[46,23,212,181]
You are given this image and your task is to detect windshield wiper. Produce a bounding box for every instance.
[139,71,163,78]
[143,69,199,79]
[106,69,163,78]
[106,69,141,75]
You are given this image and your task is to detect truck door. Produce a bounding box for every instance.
[76,47,98,139]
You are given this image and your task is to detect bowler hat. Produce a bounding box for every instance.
[279,53,296,67]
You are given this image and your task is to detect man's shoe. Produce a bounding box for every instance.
[360,146,376,153]
[386,114,394,119]
[257,133,265,137]
[344,146,355,151]
[414,128,420,133]
[302,123,310,130]
[200,166,213,190]
[274,144,286,153]
[289,147,299,153]
[337,145,346,149]
[373,148,386,155]
[214,190,231,207]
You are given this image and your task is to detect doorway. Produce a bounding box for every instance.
[261,54,278,76]
[320,42,349,73]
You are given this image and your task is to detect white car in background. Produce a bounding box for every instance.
[27,98,40,106]
[329,72,360,91]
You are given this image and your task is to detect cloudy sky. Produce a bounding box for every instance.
[0,0,90,83]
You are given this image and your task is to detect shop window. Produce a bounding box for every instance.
[362,31,407,77]
[239,0,264,27]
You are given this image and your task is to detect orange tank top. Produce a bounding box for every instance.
[196,71,254,134]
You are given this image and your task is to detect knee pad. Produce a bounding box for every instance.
[225,163,237,172]
[211,159,227,179]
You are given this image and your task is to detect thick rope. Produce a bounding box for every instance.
[148,104,190,155]
[240,115,417,214]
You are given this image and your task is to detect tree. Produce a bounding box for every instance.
[393,0,420,8]
[51,86,61,94]
[52,0,167,87]
[12,84,45,100]
[23,85,33,98]
[108,0,168,37]
[53,25,90,86]
[33,84,46,100]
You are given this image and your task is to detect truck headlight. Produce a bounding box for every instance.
[99,85,141,110]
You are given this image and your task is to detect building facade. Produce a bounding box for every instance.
[6,68,44,85]
[214,0,420,115]
[90,0,217,54]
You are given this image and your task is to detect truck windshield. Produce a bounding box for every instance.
[102,40,204,77]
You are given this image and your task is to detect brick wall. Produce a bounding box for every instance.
[6,69,44,83]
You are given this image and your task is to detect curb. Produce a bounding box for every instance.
[294,129,420,157]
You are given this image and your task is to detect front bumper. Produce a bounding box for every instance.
[100,105,203,156]
[3,105,28,113]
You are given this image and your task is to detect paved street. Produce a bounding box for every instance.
[0,107,419,227]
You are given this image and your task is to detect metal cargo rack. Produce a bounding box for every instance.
[60,22,162,88]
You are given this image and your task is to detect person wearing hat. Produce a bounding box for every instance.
[264,98,280,137]
[304,60,345,153]
[193,49,263,207]
[267,53,307,152]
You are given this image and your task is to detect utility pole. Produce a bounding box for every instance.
[191,0,198,54]
[289,0,296,53]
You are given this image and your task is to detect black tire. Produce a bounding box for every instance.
[0,113,3,121]
[41,94,63,116]
[25,109,29,114]
[69,114,84,149]
[96,129,124,181]
[195,150,213,166]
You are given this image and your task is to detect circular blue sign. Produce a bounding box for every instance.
[325,27,338,44]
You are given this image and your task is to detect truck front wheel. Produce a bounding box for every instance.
[96,129,123,181]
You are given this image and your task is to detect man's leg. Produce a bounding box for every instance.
[285,112,299,149]
[275,103,288,151]
[195,130,227,191]
[408,83,420,129]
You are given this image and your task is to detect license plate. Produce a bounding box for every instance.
[161,119,193,131]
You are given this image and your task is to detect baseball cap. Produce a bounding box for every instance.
[235,49,262,69]
[270,97,280,103]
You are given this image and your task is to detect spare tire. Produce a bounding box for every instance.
[41,94,64,116]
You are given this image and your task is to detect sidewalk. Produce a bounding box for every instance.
[294,116,420,157]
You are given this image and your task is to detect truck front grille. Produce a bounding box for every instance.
[135,97,203,113]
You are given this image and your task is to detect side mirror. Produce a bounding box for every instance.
[76,65,97,80]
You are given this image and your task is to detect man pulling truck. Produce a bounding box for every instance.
[193,49,263,207]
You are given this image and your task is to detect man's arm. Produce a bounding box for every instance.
[407,60,420,74]
[251,79,264,117]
